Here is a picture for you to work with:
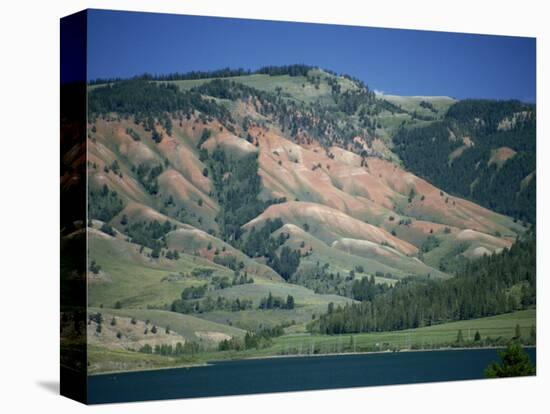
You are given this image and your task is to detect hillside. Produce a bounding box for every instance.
[81,65,535,372]
[393,99,536,224]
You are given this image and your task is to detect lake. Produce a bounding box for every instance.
[87,348,536,404]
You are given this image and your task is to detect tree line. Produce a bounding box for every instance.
[218,324,287,351]
[88,79,234,127]
[311,237,535,334]
[88,65,317,85]
[259,292,295,310]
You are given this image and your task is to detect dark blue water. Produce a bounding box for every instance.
[88,348,536,404]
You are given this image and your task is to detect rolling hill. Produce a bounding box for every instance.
[77,65,534,371]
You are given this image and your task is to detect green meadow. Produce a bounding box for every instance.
[88,309,535,374]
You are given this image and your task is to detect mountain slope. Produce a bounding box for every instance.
[84,66,533,352]
[393,99,536,224]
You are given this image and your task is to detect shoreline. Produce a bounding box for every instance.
[89,344,536,377]
[88,362,211,377]
[210,344,536,363]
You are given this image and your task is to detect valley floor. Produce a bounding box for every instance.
[88,309,535,374]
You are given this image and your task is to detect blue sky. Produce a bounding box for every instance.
[86,9,536,102]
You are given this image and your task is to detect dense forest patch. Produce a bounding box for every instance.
[393,100,535,224]
[312,236,535,334]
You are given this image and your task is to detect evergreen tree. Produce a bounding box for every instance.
[89,260,101,274]
[485,343,535,378]
[286,295,295,310]
[100,222,116,236]
[140,344,152,354]
[514,324,522,339]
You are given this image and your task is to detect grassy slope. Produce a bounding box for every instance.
[196,278,354,331]
[165,71,426,145]
[374,94,456,141]
[380,94,456,114]
[270,309,536,354]
[87,345,192,375]
[87,231,236,308]
[164,227,283,281]
[89,307,245,340]
[276,226,447,280]
[93,71,454,148]
[204,279,352,306]
[88,309,535,374]
[165,70,345,105]
[87,230,355,331]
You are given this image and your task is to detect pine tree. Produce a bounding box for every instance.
[286,295,295,310]
[514,324,521,339]
[485,343,535,377]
